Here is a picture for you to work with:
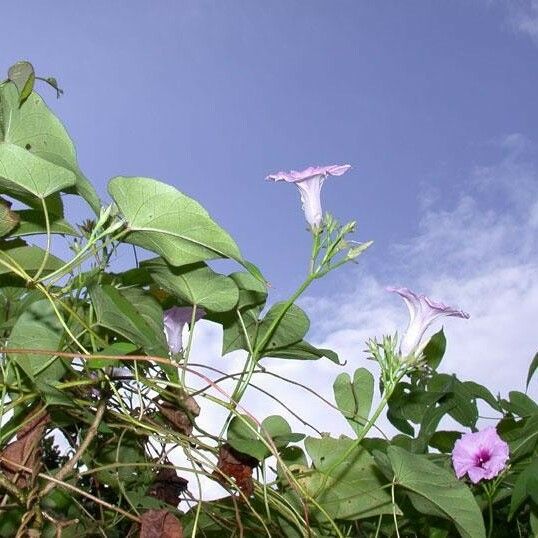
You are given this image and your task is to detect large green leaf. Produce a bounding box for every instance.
[388,446,486,538]
[0,142,75,199]
[7,299,68,382]
[142,257,239,312]
[0,241,64,277]
[90,285,168,357]
[301,436,397,520]
[0,82,100,211]
[333,367,374,436]
[108,176,242,265]
[257,302,309,354]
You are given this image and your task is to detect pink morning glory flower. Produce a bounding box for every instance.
[452,427,509,483]
[388,286,470,357]
[266,164,351,230]
[163,306,206,354]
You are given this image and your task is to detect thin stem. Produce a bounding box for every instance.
[391,479,401,538]
[33,197,51,281]
[40,399,106,497]
[0,473,25,505]
[309,230,321,275]
[181,304,198,387]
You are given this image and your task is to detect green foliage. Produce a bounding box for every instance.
[0,60,535,538]
[333,367,374,435]
[388,446,486,538]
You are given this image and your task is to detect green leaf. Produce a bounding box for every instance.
[34,380,76,407]
[0,142,76,199]
[229,270,267,309]
[87,342,139,369]
[423,329,446,370]
[0,241,64,277]
[142,257,239,312]
[388,446,486,538]
[219,305,260,355]
[10,209,77,237]
[7,61,35,105]
[0,197,20,237]
[7,299,68,382]
[257,302,309,354]
[108,176,242,265]
[0,81,100,212]
[503,391,538,417]
[301,436,397,520]
[526,352,538,391]
[462,381,502,412]
[428,431,461,453]
[333,367,374,436]
[428,373,478,428]
[509,458,538,518]
[227,415,301,461]
[264,339,340,363]
[90,285,168,357]
[261,415,304,447]
[227,415,266,461]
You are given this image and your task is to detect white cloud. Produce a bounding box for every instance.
[504,0,538,41]
[174,134,538,499]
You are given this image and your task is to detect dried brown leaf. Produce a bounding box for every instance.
[149,466,188,507]
[0,410,50,488]
[140,509,183,538]
[214,443,257,497]
[0,197,20,237]
[158,402,194,436]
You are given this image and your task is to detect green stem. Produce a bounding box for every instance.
[181,304,198,387]
[309,230,321,275]
[32,197,51,281]
[40,226,126,284]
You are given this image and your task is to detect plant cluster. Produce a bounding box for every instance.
[0,61,537,537]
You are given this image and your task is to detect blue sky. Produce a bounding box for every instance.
[2,2,537,402]
[2,1,537,292]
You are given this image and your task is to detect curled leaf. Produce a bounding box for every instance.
[0,409,50,488]
[140,509,183,538]
[158,401,196,437]
[214,443,257,497]
[149,465,189,507]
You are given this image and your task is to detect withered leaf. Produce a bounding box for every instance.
[0,410,50,488]
[214,443,258,497]
[149,466,189,507]
[140,509,183,538]
[158,401,194,436]
[0,197,20,238]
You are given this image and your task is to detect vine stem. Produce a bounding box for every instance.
[0,458,140,523]
[32,197,51,281]
[40,399,106,497]
[181,304,198,387]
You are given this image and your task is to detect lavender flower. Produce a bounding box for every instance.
[388,286,470,357]
[266,164,351,230]
[452,427,509,483]
[163,306,205,355]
